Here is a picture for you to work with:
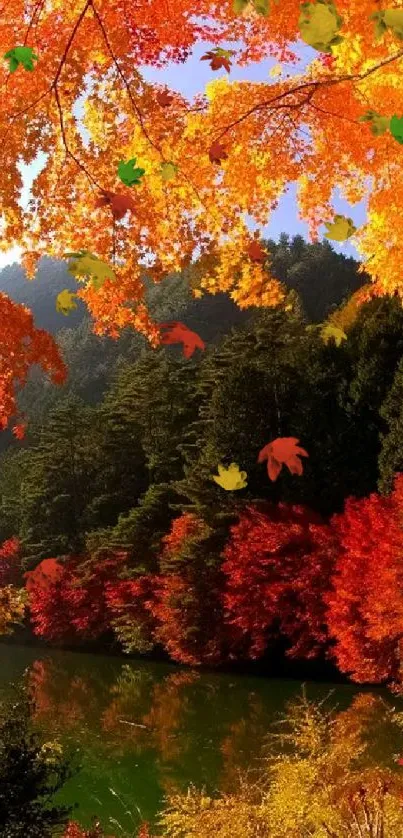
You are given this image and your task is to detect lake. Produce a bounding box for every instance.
[0,643,401,835]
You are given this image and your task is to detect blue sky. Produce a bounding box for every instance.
[1,37,368,269]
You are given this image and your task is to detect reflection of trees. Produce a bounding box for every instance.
[100,666,155,754]
[219,693,269,794]
[29,659,105,737]
[143,672,200,763]
[22,655,403,836]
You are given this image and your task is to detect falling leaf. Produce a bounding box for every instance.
[257,437,309,482]
[201,48,236,73]
[233,0,271,15]
[299,1,344,54]
[212,463,248,491]
[358,110,390,137]
[371,10,403,42]
[209,141,228,164]
[12,423,26,440]
[323,214,357,242]
[320,323,347,346]
[269,63,283,77]
[233,0,250,12]
[390,115,403,144]
[94,190,135,220]
[158,321,205,358]
[3,46,38,72]
[56,289,78,315]
[156,89,174,107]
[117,158,146,187]
[160,162,178,182]
[248,240,267,263]
[65,250,116,291]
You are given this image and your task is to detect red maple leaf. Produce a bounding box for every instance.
[156,89,174,107]
[397,757,403,766]
[209,141,228,164]
[248,240,267,263]
[201,48,235,73]
[158,321,205,358]
[94,190,135,220]
[12,422,26,440]
[257,437,309,482]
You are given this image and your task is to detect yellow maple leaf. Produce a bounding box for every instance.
[65,250,116,291]
[56,289,77,315]
[212,462,248,491]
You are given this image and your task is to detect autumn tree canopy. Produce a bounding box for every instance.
[2,1,403,430]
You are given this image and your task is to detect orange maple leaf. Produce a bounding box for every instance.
[12,423,26,440]
[94,190,135,220]
[209,141,229,164]
[248,240,267,263]
[158,321,205,358]
[156,89,174,107]
[257,436,309,482]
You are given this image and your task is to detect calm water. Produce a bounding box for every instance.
[0,643,401,835]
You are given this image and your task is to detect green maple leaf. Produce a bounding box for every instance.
[214,48,234,59]
[161,162,178,182]
[117,158,145,187]
[56,289,78,316]
[299,1,344,54]
[253,0,270,14]
[390,115,403,144]
[358,110,390,137]
[65,250,116,291]
[4,46,39,72]
[233,0,277,15]
[371,10,403,42]
[323,214,357,242]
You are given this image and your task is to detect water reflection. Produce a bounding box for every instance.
[0,644,402,833]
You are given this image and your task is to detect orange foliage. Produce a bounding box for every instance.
[0,294,66,432]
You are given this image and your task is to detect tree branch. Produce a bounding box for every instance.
[214,48,403,142]
[89,0,163,158]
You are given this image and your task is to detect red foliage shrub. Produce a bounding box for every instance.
[62,822,116,838]
[0,537,22,586]
[137,823,154,838]
[151,513,228,665]
[326,473,403,691]
[62,819,151,837]
[221,502,338,660]
[25,552,128,643]
[159,512,205,569]
[104,575,158,652]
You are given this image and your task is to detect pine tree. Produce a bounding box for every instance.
[19,394,102,566]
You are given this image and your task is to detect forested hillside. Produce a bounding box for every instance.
[1,236,403,689]
[0,234,366,452]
